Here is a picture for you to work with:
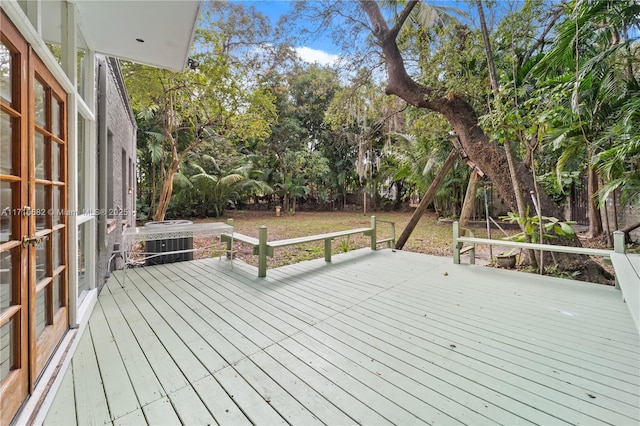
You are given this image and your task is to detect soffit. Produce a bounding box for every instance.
[41,0,201,71]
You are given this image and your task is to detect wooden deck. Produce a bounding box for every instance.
[43,249,639,425]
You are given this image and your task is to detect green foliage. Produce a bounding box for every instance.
[125,2,277,220]
[537,171,581,204]
[501,208,576,244]
[129,0,640,225]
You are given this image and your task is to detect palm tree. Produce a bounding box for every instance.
[532,0,640,237]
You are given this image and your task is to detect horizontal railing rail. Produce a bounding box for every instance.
[222,216,395,277]
[452,221,622,264]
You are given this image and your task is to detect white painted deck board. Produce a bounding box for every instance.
[140,397,181,426]
[70,326,111,425]
[333,305,638,424]
[191,375,252,425]
[167,385,217,425]
[107,284,192,393]
[213,364,288,425]
[44,364,77,426]
[377,288,640,377]
[248,350,359,425]
[394,280,640,356]
[95,285,166,406]
[88,302,140,419]
[354,299,640,408]
[43,249,639,425]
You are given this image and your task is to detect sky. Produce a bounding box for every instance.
[237,1,341,66]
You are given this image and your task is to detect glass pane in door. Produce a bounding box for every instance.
[52,230,63,269]
[52,275,62,311]
[0,111,13,175]
[52,185,62,226]
[0,247,16,313]
[34,132,46,180]
[0,42,11,103]
[34,80,45,127]
[34,290,47,339]
[52,142,61,182]
[34,183,46,231]
[51,99,60,138]
[0,318,15,381]
[35,238,49,283]
[77,116,85,210]
[0,180,14,243]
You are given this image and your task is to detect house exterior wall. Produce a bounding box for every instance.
[95,56,136,289]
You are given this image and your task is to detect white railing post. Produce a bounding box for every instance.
[613,231,625,254]
[453,221,461,264]
[370,216,377,250]
[226,218,234,259]
[258,226,268,278]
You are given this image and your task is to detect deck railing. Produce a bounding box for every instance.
[452,221,621,265]
[223,216,395,277]
[452,221,638,333]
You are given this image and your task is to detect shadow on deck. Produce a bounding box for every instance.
[43,249,639,425]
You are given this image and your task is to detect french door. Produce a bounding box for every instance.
[1,12,69,425]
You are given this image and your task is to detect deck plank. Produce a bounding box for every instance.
[145,272,263,357]
[97,283,166,406]
[140,397,181,425]
[44,364,77,426]
[263,343,392,425]
[191,375,251,425]
[168,385,217,425]
[213,364,288,425]
[42,249,640,426]
[112,408,146,426]
[330,305,638,424]
[291,329,493,425]
[248,350,358,425]
[72,327,112,425]
[296,325,529,425]
[377,288,640,381]
[124,269,231,374]
[89,301,140,420]
[276,338,432,425]
[395,280,640,358]
[231,357,323,425]
[107,280,191,393]
[177,261,312,331]
[354,299,640,412]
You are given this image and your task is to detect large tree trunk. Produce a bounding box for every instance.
[476,0,528,222]
[459,170,480,229]
[153,132,181,221]
[359,0,611,284]
[153,157,180,221]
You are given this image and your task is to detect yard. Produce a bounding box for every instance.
[190,210,611,273]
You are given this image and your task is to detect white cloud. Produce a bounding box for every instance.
[295,46,339,66]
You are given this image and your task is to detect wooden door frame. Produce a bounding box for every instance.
[0,10,30,425]
[28,49,69,387]
[1,11,69,424]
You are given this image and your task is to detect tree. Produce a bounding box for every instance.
[125,5,276,221]
[357,0,609,282]
[531,0,640,238]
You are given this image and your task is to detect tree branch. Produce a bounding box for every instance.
[358,0,390,39]
[389,0,419,40]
